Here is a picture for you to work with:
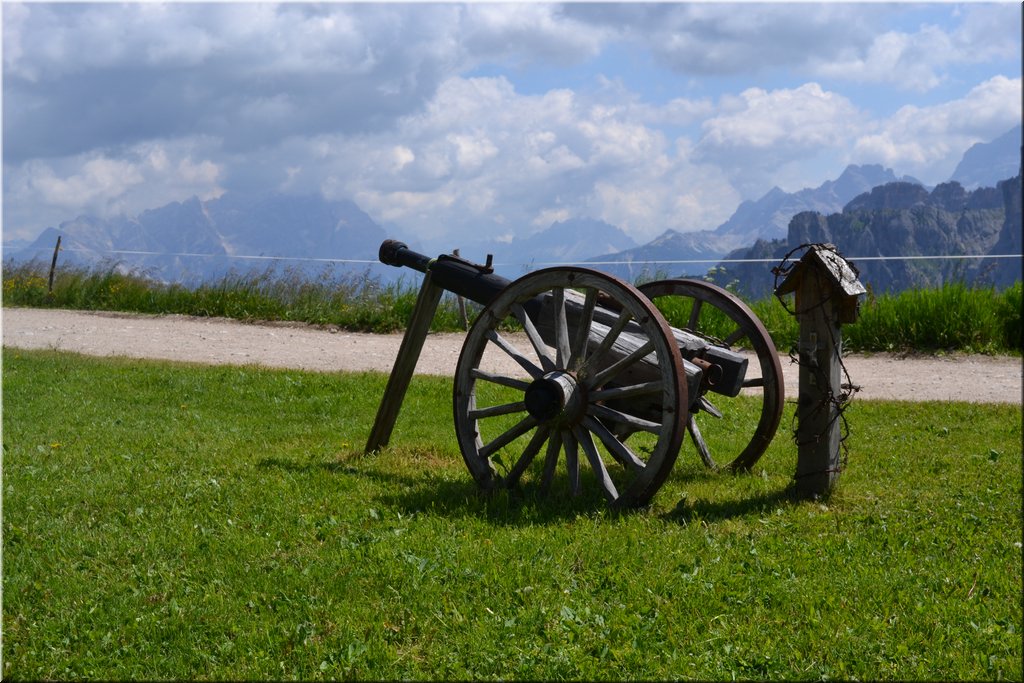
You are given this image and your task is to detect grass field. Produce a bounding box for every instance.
[3,349,1021,680]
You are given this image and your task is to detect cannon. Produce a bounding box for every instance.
[368,240,785,508]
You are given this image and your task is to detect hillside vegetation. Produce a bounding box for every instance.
[3,260,1021,354]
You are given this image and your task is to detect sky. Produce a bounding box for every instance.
[2,1,1021,248]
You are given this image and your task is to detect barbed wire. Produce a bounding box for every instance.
[771,243,862,482]
[18,244,1023,268]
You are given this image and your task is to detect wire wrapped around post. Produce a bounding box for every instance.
[773,243,865,499]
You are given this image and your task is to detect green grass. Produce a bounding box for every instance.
[843,280,1024,354]
[4,350,1021,680]
[3,260,1021,353]
[1,260,471,334]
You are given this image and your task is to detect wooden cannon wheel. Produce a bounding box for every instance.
[638,278,785,472]
[453,267,689,508]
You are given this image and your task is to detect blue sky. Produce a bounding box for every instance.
[2,2,1021,247]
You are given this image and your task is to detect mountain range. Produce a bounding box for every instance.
[458,217,639,274]
[13,192,388,284]
[583,163,920,282]
[7,125,1021,293]
[716,175,1021,299]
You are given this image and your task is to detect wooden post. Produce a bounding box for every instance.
[775,245,865,499]
[365,270,445,453]
[792,264,844,497]
[48,235,62,294]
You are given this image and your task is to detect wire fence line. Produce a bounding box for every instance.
[41,245,1024,269]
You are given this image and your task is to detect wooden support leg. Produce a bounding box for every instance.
[365,272,445,453]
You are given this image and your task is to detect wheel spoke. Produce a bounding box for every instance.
[539,430,561,495]
[723,327,746,348]
[588,403,662,434]
[457,268,689,508]
[569,288,598,371]
[583,415,645,471]
[581,309,632,373]
[563,430,580,496]
[638,277,784,472]
[574,426,619,502]
[470,368,532,392]
[586,339,655,389]
[503,424,551,488]
[686,298,703,331]
[588,380,663,402]
[486,329,544,380]
[698,396,723,419]
[688,414,718,470]
[553,287,571,367]
[479,414,540,460]
[469,401,527,420]
[512,303,556,373]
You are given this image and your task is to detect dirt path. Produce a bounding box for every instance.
[3,307,1021,404]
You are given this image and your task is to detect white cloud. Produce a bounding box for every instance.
[814,28,949,92]
[701,84,862,150]
[852,76,1023,182]
[29,157,144,210]
[3,140,224,238]
[695,83,865,195]
[2,2,1020,250]
[312,75,740,243]
[808,4,1020,92]
[446,132,499,173]
[578,3,881,77]
[461,3,609,66]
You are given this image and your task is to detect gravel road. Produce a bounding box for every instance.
[3,307,1020,404]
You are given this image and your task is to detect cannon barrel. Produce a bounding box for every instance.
[380,239,510,307]
[379,239,749,400]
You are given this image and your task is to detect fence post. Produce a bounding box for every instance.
[48,235,62,294]
[775,244,865,499]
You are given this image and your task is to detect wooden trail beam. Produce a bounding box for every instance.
[364,270,445,453]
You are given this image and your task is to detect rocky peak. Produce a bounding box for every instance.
[827,164,898,200]
[929,182,969,212]
[844,182,930,212]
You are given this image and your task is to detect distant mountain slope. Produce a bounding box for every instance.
[585,164,911,282]
[715,164,915,243]
[584,228,724,282]
[13,192,387,283]
[718,176,1021,299]
[951,124,1022,190]
[456,218,638,271]
[12,126,1020,290]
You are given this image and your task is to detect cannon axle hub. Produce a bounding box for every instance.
[524,371,584,424]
